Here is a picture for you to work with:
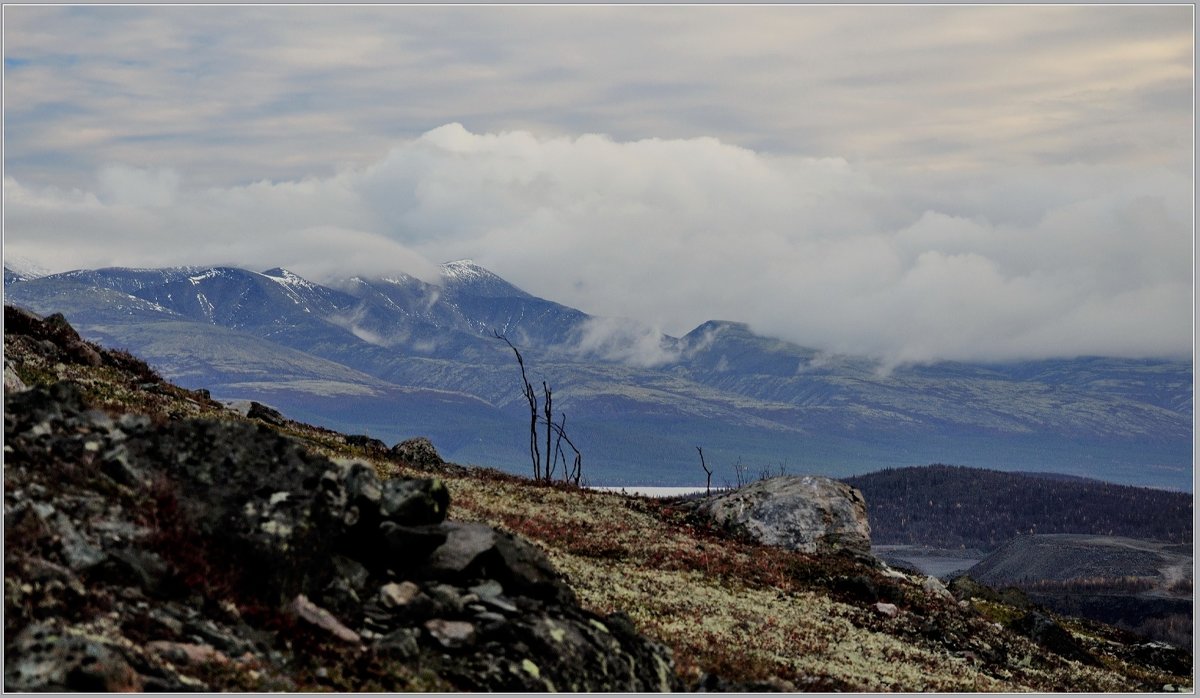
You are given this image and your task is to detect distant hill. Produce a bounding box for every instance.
[844,465,1192,551]
[965,534,1192,649]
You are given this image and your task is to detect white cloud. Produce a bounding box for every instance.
[97,165,180,207]
[4,124,1190,364]
[566,316,682,368]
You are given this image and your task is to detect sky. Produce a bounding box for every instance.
[2,5,1193,365]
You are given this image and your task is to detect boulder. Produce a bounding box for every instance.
[693,476,871,557]
[4,361,27,393]
[420,522,573,603]
[346,434,388,452]
[6,622,143,692]
[392,437,444,468]
[246,401,287,426]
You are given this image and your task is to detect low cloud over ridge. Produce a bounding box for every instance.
[4,124,1191,365]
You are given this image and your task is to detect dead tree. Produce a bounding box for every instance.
[549,417,583,485]
[494,330,541,480]
[733,457,747,489]
[494,330,583,484]
[697,446,712,496]
[543,381,553,480]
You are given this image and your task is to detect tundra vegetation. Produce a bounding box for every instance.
[3,306,1192,692]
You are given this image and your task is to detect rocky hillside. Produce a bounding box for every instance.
[3,306,1192,691]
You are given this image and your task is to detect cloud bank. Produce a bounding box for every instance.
[4,124,1190,364]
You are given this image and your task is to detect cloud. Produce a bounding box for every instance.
[566,316,682,368]
[97,165,180,207]
[2,6,1189,191]
[4,123,1190,364]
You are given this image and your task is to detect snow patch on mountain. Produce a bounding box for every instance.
[441,259,484,281]
[262,267,318,290]
[188,269,222,285]
[3,255,51,280]
[196,292,215,322]
[439,260,531,298]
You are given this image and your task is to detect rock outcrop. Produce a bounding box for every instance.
[4,376,679,691]
[691,475,872,557]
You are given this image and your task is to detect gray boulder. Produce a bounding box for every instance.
[694,475,871,557]
[392,436,444,468]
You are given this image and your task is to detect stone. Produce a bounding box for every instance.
[345,434,388,452]
[376,628,420,658]
[875,602,899,618]
[246,401,286,426]
[322,555,372,614]
[425,619,476,649]
[5,621,143,692]
[100,446,143,487]
[471,580,519,613]
[379,522,448,560]
[378,477,450,526]
[289,594,361,645]
[692,476,871,557]
[380,581,421,608]
[51,513,106,571]
[391,437,444,468]
[95,548,168,593]
[4,361,27,393]
[422,522,570,602]
[147,641,230,667]
[921,575,954,603]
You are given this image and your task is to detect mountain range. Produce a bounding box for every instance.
[3,261,1192,490]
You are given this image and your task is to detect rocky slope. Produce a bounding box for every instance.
[3,305,1193,691]
[3,307,675,691]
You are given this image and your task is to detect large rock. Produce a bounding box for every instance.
[694,475,871,557]
[391,437,444,468]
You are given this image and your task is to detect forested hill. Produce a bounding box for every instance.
[844,465,1192,552]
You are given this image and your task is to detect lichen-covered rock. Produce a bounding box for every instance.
[6,621,143,692]
[693,475,872,557]
[391,436,444,468]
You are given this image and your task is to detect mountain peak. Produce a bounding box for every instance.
[439,260,530,298]
[441,259,487,278]
[685,320,751,338]
[3,255,51,280]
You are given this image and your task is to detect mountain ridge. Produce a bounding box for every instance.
[4,261,1192,490]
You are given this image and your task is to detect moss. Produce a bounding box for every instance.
[972,599,1026,626]
[521,658,541,678]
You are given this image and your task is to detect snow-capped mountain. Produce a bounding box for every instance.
[4,261,1192,490]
